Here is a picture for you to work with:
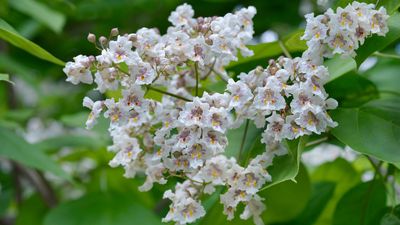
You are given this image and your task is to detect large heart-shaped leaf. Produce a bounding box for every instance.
[312,159,361,225]
[261,136,308,189]
[333,180,386,225]
[331,97,400,167]
[324,56,357,82]
[261,164,311,224]
[325,72,379,107]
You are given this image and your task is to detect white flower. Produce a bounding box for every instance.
[168,3,195,27]
[82,97,104,129]
[133,62,156,85]
[109,137,142,167]
[207,107,230,133]
[94,67,119,93]
[108,35,134,64]
[240,195,266,225]
[264,112,285,142]
[227,79,253,109]
[63,55,93,85]
[178,98,210,127]
[253,77,286,111]
[104,98,129,124]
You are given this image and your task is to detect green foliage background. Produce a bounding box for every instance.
[0,0,400,225]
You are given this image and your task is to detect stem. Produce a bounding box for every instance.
[366,155,384,180]
[238,119,250,163]
[373,52,400,60]
[279,40,292,58]
[115,65,130,76]
[202,59,216,80]
[146,86,191,102]
[13,163,58,207]
[305,136,328,147]
[194,62,199,96]
[360,160,382,225]
[212,69,229,83]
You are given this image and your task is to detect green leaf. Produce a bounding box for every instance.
[227,30,307,70]
[325,72,379,107]
[199,164,311,225]
[355,13,400,66]
[9,0,66,34]
[382,205,400,225]
[262,136,308,189]
[331,97,400,167]
[225,121,262,158]
[289,182,337,225]
[324,55,356,82]
[333,180,386,225]
[15,194,49,225]
[312,159,360,225]
[43,192,163,225]
[0,73,14,84]
[364,59,400,95]
[33,134,108,152]
[381,213,400,225]
[261,164,311,224]
[0,19,65,66]
[0,126,71,181]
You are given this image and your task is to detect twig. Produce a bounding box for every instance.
[146,86,191,102]
[194,62,199,96]
[238,120,250,163]
[212,69,229,83]
[14,163,58,207]
[373,51,400,60]
[305,136,329,147]
[279,40,292,58]
[202,59,216,80]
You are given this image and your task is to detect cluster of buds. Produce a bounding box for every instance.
[63,2,388,225]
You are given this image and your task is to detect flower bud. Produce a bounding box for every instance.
[87,33,96,43]
[99,36,108,46]
[110,28,119,37]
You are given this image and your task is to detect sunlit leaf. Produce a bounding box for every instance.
[0,73,13,85]
[227,30,307,70]
[324,55,356,82]
[0,19,65,66]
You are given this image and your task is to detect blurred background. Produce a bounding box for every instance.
[1,0,400,225]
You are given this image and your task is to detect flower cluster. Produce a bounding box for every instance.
[63,2,388,225]
[302,1,389,64]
